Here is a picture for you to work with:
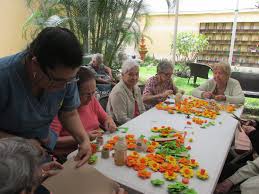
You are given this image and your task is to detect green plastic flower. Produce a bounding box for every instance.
[150,179,165,186]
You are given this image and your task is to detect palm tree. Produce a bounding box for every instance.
[24,0,176,67]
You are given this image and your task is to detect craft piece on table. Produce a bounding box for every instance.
[154,137,177,142]
[150,179,165,186]
[43,159,119,194]
[182,178,189,184]
[88,155,98,164]
[167,182,188,193]
[196,168,209,180]
[180,167,194,178]
[117,127,129,133]
[164,170,178,181]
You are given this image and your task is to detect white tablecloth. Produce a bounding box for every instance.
[69,102,243,194]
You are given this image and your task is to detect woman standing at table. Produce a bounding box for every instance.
[107,59,145,125]
[0,27,91,167]
[143,59,180,109]
[192,62,245,104]
[51,67,117,156]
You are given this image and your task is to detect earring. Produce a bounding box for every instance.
[33,72,37,79]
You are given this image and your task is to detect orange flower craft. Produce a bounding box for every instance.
[180,167,194,178]
[196,168,209,180]
[138,169,151,179]
[103,143,114,150]
[164,170,178,181]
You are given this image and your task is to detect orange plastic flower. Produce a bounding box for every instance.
[134,163,147,171]
[125,134,135,139]
[189,159,199,168]
[146,145,155,153]
[138,169,151,179]
[153,154,165,163]
[127,143,137,150]
[103,143,113,150]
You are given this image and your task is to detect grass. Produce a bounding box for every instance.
[139,66,259,114]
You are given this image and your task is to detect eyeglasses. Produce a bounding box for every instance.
[42,66,79,86]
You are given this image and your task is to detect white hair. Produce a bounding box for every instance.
[91,53,103,63]
[121,59,139,74]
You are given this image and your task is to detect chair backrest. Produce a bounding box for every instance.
[99,95,109,111]
[187,63,211,79]
[138,84,145,95]
[231,71,259,92]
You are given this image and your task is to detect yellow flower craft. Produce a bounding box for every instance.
[196,169,209,180]
[164,170,178,181]
[180,167,194,178]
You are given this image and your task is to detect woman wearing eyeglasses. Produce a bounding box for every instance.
[192,62,245,104]
[143,59,180,109]
[51,67,117,156]
[0,27,92,168]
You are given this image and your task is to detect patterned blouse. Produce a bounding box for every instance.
[143,75,178,108]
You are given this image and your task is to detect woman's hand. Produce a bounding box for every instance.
[104,116,117,132]
[214,95,226,101]
[242,125,256,135]
[87,130,103,141]
[112,188,127,194]
[202,91,214,99]
[74,139,92,168]
[214,179,233,194]
[41,161,63,179]
[160,90,174,98]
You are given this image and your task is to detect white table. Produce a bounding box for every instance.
[69,101,243,194]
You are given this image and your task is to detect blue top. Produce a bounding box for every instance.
[0,52,80,149]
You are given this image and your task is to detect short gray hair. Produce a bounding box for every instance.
[121,59,139,74]
[0,137,41,194]
[157,59,173,73]
[213,61,231,77]
[91,53,103,63]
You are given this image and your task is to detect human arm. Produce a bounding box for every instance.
[227,157,259,185]
[59,110,92,167]
[224,80,245,104]
[104,65,114,80]
[109,92,131,125]
[192,80,213,99]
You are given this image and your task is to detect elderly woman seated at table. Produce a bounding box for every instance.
[107,59,145,125]
[51,67,117,156]
[192,62,245,104]
[143,59,180,109]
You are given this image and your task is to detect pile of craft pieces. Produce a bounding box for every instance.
[155,97,236,119]
[102,127,208,194]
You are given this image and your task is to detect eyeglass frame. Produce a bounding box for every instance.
[40,65,80,86]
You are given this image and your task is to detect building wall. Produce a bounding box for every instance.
[140,11,259,59]
[0,0,30,57]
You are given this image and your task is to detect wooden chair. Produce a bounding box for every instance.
[187,63,212,85]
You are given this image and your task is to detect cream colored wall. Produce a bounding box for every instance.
[0,0,30,57]
[141,11,259,59]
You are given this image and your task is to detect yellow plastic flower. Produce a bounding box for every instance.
[196,169,209,180]
[130,151,140,158]
[166,156,177,164]
[189,159,199,168]
[148,161,160,172]
[180,167,194,178]
[137,157,148,166]
[164,170,178,181]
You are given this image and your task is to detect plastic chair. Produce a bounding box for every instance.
[187,63,212,84]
